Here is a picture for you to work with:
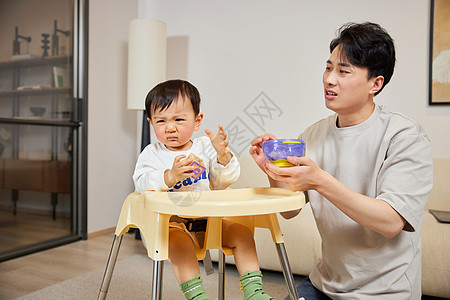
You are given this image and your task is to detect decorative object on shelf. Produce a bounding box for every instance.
[64,131,73,154]
[51,20,70,56]
[53,66,68,87]
[429,0,450,105]
[30,106,46,117]
[0,127,12,142]
[12,26,31,55]
[127,19,167,150]
[17,85,50,90]
[41,33,50,57]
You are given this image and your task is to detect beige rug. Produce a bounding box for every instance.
[16,254,302,299]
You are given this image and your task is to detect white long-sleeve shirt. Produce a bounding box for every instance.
[133,136,240,193]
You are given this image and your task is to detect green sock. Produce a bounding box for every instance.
[179,274,210,300]
[239,270,274,300]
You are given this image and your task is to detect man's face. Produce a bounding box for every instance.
[322,45,380,126]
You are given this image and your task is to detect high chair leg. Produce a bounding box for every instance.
[218,250,226,300]
[276,242,299,300]
[98,234,123,300]
[151,260,164,300]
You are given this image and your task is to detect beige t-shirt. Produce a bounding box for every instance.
[302,104,433,299]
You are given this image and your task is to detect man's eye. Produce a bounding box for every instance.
[340,69,349,74]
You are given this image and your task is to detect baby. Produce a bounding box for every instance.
[133,79,273,300]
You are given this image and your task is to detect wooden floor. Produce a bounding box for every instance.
[0,230,146,300]
[0,228,447,300]
[0,208,71,252]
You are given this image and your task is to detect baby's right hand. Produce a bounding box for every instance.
[164,155,195,188]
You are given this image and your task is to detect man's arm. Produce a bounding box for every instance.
[265,156,406,238]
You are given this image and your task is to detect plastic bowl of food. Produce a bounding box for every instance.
[262,139,305,167]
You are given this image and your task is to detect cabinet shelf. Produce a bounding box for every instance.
[0,117,79,127]
[0,87,72,97]
[0,55,72,70]
[1,159,71,194]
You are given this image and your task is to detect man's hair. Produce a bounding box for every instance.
[145,79,201,119]
[330,22,396,95]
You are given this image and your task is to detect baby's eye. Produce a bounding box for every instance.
[176,118,185,122]
[156,120,165,124]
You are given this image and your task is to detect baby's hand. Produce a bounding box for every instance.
[164,155,195,187]
[205,125,233,166]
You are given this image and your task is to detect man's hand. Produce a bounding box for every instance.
[249,133,277,173]
[265,156,324,192]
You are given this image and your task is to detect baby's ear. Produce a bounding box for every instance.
[194,112,204,131]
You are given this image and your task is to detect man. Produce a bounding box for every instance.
[250,22,433,299]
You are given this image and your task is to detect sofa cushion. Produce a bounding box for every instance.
[421,211,450,298]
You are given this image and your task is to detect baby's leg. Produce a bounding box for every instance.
[169,227,200,283]
[221,219,259,275]
[222,220,273,299]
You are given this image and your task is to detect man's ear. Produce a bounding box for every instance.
[370,75,384,95]
[194,112,204,131]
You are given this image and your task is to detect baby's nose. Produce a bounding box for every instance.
[166,122,176,131]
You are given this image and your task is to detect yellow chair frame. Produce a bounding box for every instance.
[98,188,305,300]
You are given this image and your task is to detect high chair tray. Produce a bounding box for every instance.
[143,187,305,217]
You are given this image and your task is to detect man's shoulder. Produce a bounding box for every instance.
[302,114,336,137]
[378,105,428,138]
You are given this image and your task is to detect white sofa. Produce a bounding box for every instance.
[218,155,450,299]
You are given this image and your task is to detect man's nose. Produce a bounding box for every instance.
[324,71,337,85]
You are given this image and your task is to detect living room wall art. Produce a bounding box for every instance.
[429,0,450,104]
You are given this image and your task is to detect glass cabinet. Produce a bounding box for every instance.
[0,0,87,261]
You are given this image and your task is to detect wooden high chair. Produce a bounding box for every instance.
[97,187,305,300]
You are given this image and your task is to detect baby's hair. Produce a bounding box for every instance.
[145,79,201,119]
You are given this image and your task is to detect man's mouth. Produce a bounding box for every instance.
[325,90,337,100]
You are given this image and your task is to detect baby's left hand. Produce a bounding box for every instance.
[205,125,233,166]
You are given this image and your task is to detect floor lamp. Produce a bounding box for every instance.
[128,19,166,239]
[127,19,167,151]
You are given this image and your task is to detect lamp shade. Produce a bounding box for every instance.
[127,19,167,110]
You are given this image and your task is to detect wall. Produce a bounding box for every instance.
[88,0,139,233]
[138,0,450,159]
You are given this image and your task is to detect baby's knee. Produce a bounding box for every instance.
[232,222,253,238]
[224,222,255,246]
[169,228,194,248]
[169,229,196,259]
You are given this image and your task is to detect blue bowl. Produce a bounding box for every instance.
[262,139,305,167]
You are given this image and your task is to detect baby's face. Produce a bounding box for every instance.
[149,96,203,151]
